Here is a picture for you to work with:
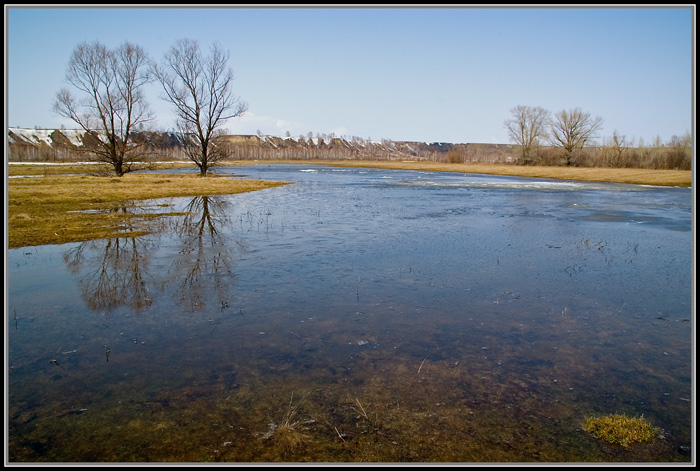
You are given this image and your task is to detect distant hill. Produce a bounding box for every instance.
[7,127,517,163]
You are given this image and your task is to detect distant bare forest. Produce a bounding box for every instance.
[7,128,692,170]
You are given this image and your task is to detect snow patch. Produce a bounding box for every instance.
[8,127,86,147]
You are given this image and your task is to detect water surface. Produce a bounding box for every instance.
[7,165,692,462]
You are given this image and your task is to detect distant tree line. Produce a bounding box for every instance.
[8,125,691,171]
[9,128,523,165]
[502,105,691,170]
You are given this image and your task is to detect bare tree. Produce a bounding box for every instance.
[53,41,153,176]
[152,39,248,176]
[665,132,692,170]
[549,107,603,166]
[600,130,628,168]
[503,105,550,165]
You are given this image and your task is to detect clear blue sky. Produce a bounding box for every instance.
[5,5,694,144]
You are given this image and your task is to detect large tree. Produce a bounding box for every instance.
[503,105,550,165]
[549,107,604,166]
[152,39,248,176]
[53,41,153,176]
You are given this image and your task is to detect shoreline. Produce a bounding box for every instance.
[229,159,692,188]
[7,159,692,187]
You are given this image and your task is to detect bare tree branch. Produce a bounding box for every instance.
[504,105,550,165]
[53,41,154,176]
[152,39,248,176]
[549,107,603,166]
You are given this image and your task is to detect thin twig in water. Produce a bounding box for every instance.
[354,398,369,421]
[418,356,429,374]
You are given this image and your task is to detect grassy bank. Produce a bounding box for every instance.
[241,160,692,187]
[7,173,289,249]
[9,160,693,186]
[7,161,193,176]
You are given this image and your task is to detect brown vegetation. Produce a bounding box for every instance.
[254,159,691,187]
[9,128,692,172]
[7,172,289,249]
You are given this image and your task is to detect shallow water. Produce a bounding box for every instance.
[7,165,693,462]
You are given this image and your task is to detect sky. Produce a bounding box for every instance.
[4,5,694,145]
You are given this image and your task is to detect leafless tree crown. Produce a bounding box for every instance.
[549,107,604,165]
[152,39,248,176]
[504,105,550,164]
[53,41,153,176]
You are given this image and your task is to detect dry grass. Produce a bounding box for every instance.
[9,159,692,186]
[7,173,289,249]
[261,394,313,455]
[238,160,692,187]
[7,161,193,176]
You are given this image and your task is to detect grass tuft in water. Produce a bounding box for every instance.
[261,393,312,456]
[582,414,660,447]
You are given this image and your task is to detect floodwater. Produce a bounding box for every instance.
[7,165,693,462]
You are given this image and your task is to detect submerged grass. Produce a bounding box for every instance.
[9,353,680,463]
[582,414,661,447]
[7,172,289,249]
[261,393,313,457]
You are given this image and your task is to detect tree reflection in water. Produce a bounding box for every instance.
[63,206,158,312]
[169,195,237,312]
[62,196,239,314]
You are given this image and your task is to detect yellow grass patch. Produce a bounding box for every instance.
[252,160,691,187]
[7,173,289,249]
[583,414,661,447]
[7,162,193,176]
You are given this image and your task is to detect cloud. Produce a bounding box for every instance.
[226,110,349,138]
[330,126,348,137]
[225,111,301,137]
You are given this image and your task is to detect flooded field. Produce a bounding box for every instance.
[7,165,693,462]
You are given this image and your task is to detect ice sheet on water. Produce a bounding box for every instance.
[391,178,637,192]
